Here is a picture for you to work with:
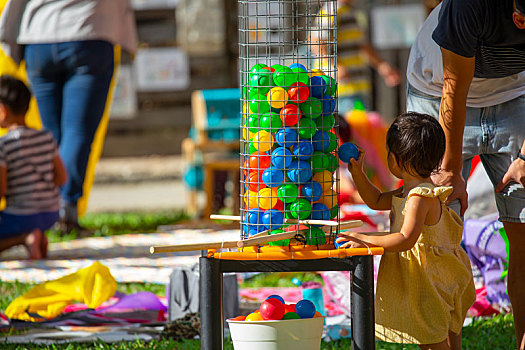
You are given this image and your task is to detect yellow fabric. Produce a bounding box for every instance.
[375,183,476,344]
[5,261,116,322]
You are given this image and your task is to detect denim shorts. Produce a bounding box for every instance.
[0,211,59,238]
[406,83,525,223]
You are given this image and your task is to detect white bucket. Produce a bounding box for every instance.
[227,317,324,350]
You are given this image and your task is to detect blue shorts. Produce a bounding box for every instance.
[0,211,59,238]
[406,83,525,223]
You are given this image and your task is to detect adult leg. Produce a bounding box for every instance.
[447,330,462,350]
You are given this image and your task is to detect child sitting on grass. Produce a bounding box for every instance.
[0,75,66,259]
[337,112,475,350]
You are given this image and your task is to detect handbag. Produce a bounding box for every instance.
[0,0,29,65]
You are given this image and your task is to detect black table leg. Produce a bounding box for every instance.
[351,255,376,350]
[200,256,223,350]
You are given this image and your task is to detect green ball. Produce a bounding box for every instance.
[248,75,271,95]
[273,66,295,87]
[282,312,301,320]
[247,114,261,133]
[317,114,335,131]
[245,142,257,155]
[291,67,310,85]
[249,94,271,114]
[277,183,299,203]
[330,205,339,219]
[325,132,338,153]
[310,151,330,173]
[321,75,337,96]
[260,112,282,132]
[269,229,290,246]
[300,97,322,119]
[250,63,268,73]
[297,118,317,139]
[305,226,326,245]
[284,205,295,220]
[290,199,312,220]
[325,153,338,173]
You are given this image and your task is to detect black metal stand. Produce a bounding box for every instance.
[199,253,376,350]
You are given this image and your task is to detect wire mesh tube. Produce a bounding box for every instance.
[239,0,339,245]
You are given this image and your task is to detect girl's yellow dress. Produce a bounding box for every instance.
[375,183,476,344]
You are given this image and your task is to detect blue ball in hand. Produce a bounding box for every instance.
[338,142,359,163]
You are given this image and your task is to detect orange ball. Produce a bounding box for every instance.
[231,315,247,321]
[245,312,264,321]
[284,303,296,313]
[313,311,323,318]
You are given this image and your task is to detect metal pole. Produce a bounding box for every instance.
[351,255,376,350]
[200,256,223,350]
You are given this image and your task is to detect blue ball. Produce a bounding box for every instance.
[262,209,285,231]
[292,140,314,160]
[312,130,330,152]
[301,181,323,202]
[262,167,284,187]
[287,160,313,183]
[242,224,262,237]
[338,142,359,163]
[310,76,327,99]
[311,203,331,221]
[275,127,298,148]
[334,239,349,249]
[289,63,307,71]
[246,208,264,225]
[295,299,316,318]
[321,95,336,116]
[271,147,293,168]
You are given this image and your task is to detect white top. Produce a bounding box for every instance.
[406,4,525,108]
[17,0,137,55]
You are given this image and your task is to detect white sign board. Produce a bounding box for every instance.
[370,4,426,50]
[110,65,137,119]
[135,47,190,92]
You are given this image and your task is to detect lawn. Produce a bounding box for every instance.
[0,212,517,349]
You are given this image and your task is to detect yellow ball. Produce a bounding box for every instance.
[245,312,264,321]
[267,87,288,109]
[253,131,275,152]
[244,190,259,209]
[242,124,254,140]
[258,187,278,210]
[312,170,334,192]
[308,69,324,78]
[242,102,251,116]
[318,189,337,208]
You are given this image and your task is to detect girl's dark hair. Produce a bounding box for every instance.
[386,112,445,178]
[336,113,351,143]
[0,75,31,116]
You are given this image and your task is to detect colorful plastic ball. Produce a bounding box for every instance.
[325,133,338,153]
[319,189,338,208]
[260,112,282,132]
[330,204,339,219]
[253,131,275,152]
[231,315,247,321]
[262,209,285,231]
[269,229,290,246]
[312,170,334,191]
[334,237,347,249]
[338,142,359,163]
[290,199,312,220]
[306,226,327,245]
[245,142,258,155]
[275,127,298,148]
[247,114,261,133]
[260,298,285,320]
[280,104,302,126]
[277,183,299,203]
[242,224,259,237]
[292,140,313,160]
[247,151,271,171]
[301,181,323,202]
[310,151,330,173]
[311,202,331,221]
[316,114,335,131]
[310,76,327,99]
[262,167,284,187]
[299,97,322,119]
[272,65,295,87]
[248,171,265,192]
[313,311,323,318]
[284,303,296,313]
[295,299,316,318]
[245,312,264,321]
[249,94,271,114]
[296,117,317,139]
[242,125,255,140]
[250,63,268,73]
[291,67,310,85]
[312,130,330,152]
[244,190,259,209]
[271,147,293,168]
[287,160,312,183]
[246,208,264,225]
[258,188,278,210]
[289,63,307,71]
[321,75,337,96]
[267,87,288,109]
[249,73,272,95]
[308,69,324,78]
[321,96,336,116]
[282,312,301,320]
[266,295,285,304]
[325,153,338,172]
[288,82,309,104]
[274,199,285,212]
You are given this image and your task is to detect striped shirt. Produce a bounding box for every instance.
[0,127,60,215]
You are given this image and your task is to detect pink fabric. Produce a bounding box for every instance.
[468,286,499,317]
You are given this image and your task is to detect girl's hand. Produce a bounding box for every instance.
[336,232,367,249]
[347,147,365,175]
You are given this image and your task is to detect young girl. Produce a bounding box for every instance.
[337,112,475,350]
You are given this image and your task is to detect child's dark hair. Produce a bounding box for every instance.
[0,75,31,116]
[386,112,445,178]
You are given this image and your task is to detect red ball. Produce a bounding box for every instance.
[248,151,272,170]
[280,104,302,126]
[288,82,309,104]
[284,303,296,313]
[260,298,285,320]
[231,315,247,321]
[262,66,275,73]
[273,199,285,212]
[248,171,265,192]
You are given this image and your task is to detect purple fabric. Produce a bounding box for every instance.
[96,292,167,313]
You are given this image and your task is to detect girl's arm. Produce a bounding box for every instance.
[337,194,433,252]
[347,148,400,210]
[0,165,6,197]
[53,155,67,187]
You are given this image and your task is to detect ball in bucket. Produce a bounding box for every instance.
[338,142,359,163]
